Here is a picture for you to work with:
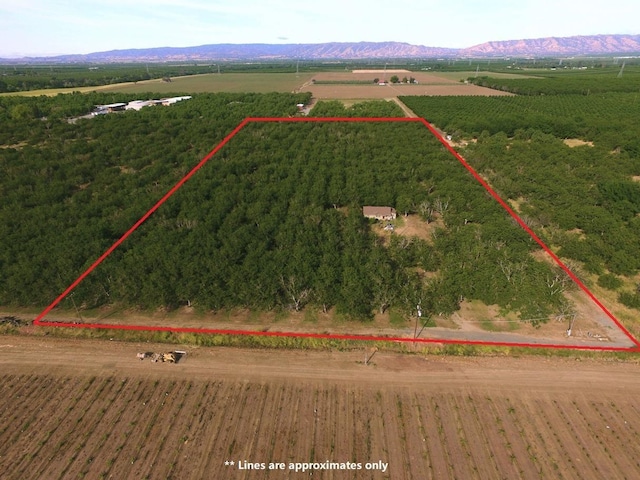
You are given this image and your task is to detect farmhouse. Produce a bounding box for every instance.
[362,206,397,221]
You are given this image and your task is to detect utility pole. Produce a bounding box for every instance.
[566,313,577,337]
[414,304,422,340]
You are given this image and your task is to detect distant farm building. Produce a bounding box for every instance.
[126,100,157,111]
[92,96,192,115]
[92,102,127,115]
[363,206,397,221]
[160,96,192,106]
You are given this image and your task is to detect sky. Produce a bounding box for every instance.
[1,0,639,57]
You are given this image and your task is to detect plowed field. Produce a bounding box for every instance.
[2,335,640,479]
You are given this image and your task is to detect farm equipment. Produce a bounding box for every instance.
[162,352,176,363]
[138,351,186,364]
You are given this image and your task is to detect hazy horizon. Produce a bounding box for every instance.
[1,0,639,58]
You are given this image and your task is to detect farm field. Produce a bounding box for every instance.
[101,72,317,95]
[1,73,316,97]
[428,70,544,81]
[300,71,515,99]
[301,83,515,99]
[3,70,516,98]
[2,334,640,480]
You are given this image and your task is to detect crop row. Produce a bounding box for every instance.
[2,375,640,479]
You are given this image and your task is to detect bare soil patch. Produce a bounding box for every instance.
[302,83,515,99]
[0,141,27,150]
[312,71,458,84]
[1,335,640,480]
[370,214,442,245]
[352,69,413,74]
[564,138,594,148]
[394,214,443,243]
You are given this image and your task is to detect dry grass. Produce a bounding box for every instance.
[563,138,594,148]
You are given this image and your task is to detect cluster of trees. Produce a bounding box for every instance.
[399,93,640,155]
[386,75,416,84]
[309,100,404,117]
[1,95,567,322]
[402,82,640,310]
[469,67,640,95]
[0,91,308,305]
[0,64,230,93]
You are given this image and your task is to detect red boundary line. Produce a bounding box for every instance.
[34,116,640,353]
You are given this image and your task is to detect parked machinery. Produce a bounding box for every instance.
[138,351,186,363]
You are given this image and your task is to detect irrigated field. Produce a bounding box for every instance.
[2,335,640,479]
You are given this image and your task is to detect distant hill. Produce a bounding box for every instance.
[4,35,640,63]
[463,34,640,57]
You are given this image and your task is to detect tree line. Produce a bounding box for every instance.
[1,94,566,323]
[401,86,640,311]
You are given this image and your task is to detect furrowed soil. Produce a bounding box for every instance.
[2,335,640,479]
[300,71,515,99]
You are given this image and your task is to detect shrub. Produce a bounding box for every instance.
[597,273,623,291]
[618,292,640,309]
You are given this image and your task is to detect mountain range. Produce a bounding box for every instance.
[5,34,640,63]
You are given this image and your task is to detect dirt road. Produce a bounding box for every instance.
[2,334,639,392]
